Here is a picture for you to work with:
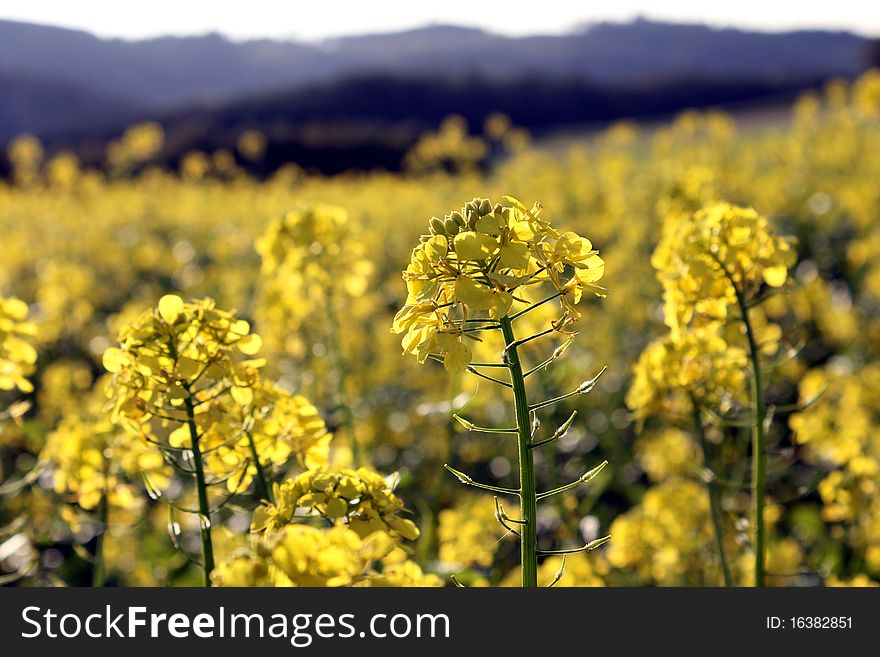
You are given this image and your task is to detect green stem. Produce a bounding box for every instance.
[184,395,214,587]
[734,286,767,588]
[246,431,273,504]
[500,316,538,588]
[690,395,733,587]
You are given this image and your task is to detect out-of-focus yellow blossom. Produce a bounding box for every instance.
[180,151,211,181]
[735,538,804,586]
[652,202,796,337]
[404,116,488,174]
[252,468,419,542]
[236,130,267,161]
[253,201,377,432]
[107,122,164,171]
[788,275,861,348]
[635,428,698,482]
[607,479,717,585]
[655,165,722,222]
[212,149,237,177]
[33,260,100,345]
[392,196,605,372]
[852,69,880,117]
[790,368,877,468]
[848,227,880,304]
[790,365,880,571]
[826,574,878,587]
[45,152,81,190]
[482,113,532,152]
[6,134,43,186]
[0,296,37,393]
[626,324,747,422]
[437,494,503,569]
[499,553,607,587]
[483,113,512,141]
[36,360,94,425]
[39,367,172,513]
[213,524,441,587]
[41,415,140,511]
[256,205,370,294]
[215,525,393,587]
[255,205,373,350]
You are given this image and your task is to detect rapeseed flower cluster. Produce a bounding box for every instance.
[252,468,419,542]
[652,202,795,337]
[393,196,605,372]
[212,524,440,587]
[627,325,747,423]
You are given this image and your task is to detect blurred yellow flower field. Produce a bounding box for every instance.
[2,71,880,587]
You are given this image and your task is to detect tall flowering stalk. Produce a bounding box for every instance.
[627,325,748,585]
[255,205,374,465]
[103,295,265,586]
[393,196,609,587]
[650,202,795,587]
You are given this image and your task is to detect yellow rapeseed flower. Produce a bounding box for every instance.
[392,196,605,372]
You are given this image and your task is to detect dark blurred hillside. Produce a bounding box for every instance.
[0,18,873,138]
[116,73,819,174]
[0,71,136,138]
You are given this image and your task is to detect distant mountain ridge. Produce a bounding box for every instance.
[0,18,873,147]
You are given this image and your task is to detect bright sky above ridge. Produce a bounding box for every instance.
[2,0,879,41]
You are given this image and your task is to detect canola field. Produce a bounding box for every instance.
[1,73,880,587]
